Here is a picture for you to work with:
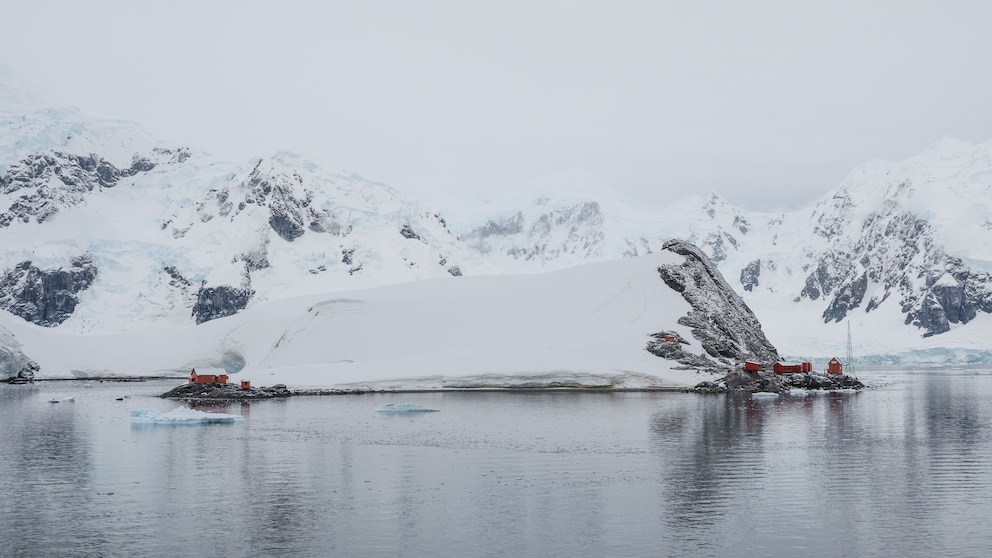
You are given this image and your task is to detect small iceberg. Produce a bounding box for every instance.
[131,407,244,424]
[751,392,780,398]
[375,403,439,413]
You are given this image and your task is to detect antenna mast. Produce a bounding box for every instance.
[846,321,856,377]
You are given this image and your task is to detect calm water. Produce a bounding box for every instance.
[2,370,992,557]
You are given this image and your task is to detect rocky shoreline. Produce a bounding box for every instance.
[693,370,865,393]
[160,383,292,400]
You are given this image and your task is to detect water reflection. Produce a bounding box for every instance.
[3,374,992,557]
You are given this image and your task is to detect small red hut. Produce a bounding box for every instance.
[743,361,763,372]
[189,368,229,385]
[827,358,843,375]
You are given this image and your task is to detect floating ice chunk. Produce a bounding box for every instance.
[751,392,780,398]
[789,389,810,396]
[375,403,439,413]
[131,407,244,424]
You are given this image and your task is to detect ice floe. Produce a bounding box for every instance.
[375,403,439,413]
[131,407,244,424]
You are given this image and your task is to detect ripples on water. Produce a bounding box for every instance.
[2,371,991,557]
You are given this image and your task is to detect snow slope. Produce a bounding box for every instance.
[0,251,722,389]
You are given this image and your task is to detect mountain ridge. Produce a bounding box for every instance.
[1,75,991,362]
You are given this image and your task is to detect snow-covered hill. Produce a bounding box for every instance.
[0,245,776,388]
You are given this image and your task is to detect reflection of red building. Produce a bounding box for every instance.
[189,368,228,385]
[827,358,843,375]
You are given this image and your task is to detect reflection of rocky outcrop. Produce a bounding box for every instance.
[655,240,779,366]
[0,324,39,382]
[191,285,252,324]
[0,254,97,326]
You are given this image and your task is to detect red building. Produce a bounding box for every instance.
[827,358,843,375]
[773,362,812,374]
[189,368,228,385]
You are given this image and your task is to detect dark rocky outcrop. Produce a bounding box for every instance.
[0,254,97,326]
[694,370,864,393]
[400,224,422,241]
[235,163,341,242]
[646,331,721,371]
[801,187,992,336]
[655,240,779,367]
[740,259,761,292]
[191,285,252,324]
[161,382,291,400]
[0,149,183,227]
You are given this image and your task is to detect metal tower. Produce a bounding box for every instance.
[846,321,856,377]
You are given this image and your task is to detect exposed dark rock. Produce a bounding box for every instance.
[646,332,720,371]
[341,248,354,265]
[161,382,291,400]
[0,151,162,227]
[655,240,779,366]
[740,259,761,292]
[269,211,306,242]
[238,164,341,242]
[802,193,992,336]
[400,224,422,241]
[694,370,864,393]
[447,266,463,277]
[191,285,252,324]
[0,254,97,326]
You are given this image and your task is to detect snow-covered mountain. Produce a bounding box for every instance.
[453,140,992,363]
[2,70,991,365]
[0,243,776,387]
[0,80,491,334]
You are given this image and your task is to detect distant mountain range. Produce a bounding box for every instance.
[2,71,991,364]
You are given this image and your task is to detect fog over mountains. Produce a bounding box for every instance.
[2,73,992,366]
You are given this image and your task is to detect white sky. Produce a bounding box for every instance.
[1,0,990,211]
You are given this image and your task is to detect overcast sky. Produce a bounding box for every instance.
[2,0,990,211]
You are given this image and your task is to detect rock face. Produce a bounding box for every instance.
[654,240,780,367]
[191,285,253,325]
[0,149,184,227]
[800,182,992,337]
[0,254,97,326]
[0,324,39,382]
[694,370,864,393]
[161,382,291,400]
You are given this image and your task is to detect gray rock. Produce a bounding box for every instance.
[655,240,779,366]
[191,285,252,324]
[0,254,97,326]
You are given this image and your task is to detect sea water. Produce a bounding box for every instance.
[2,369,991,557]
